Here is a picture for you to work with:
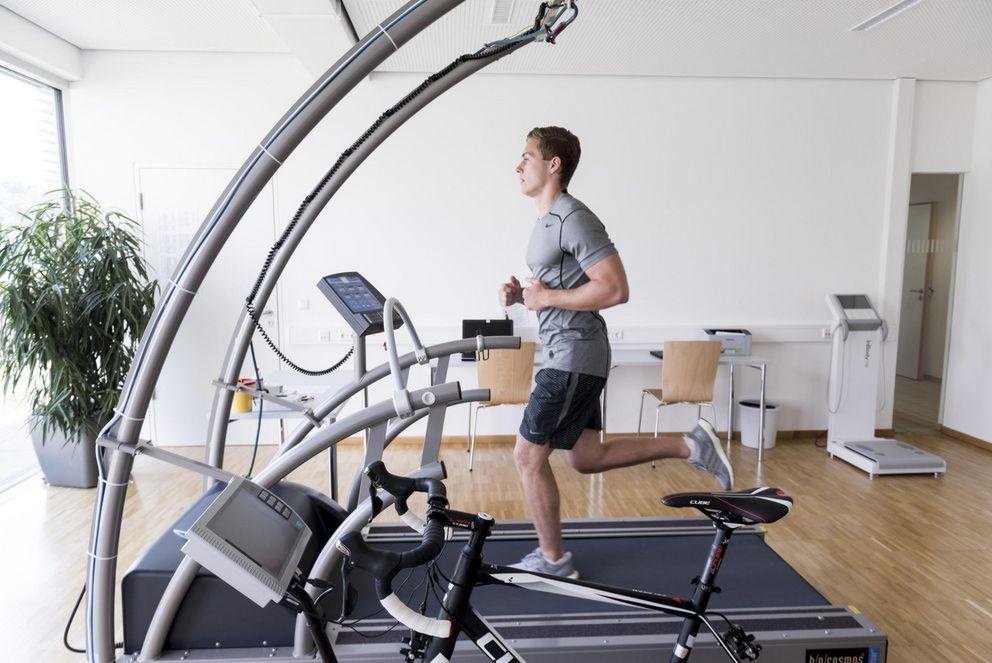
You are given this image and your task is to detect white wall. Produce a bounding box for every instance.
[943,78,992,443]
[65,50,979,443]
[912,81,976,174]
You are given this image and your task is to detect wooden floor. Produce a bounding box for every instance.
[3,419,991,662]
[894,375,942,430]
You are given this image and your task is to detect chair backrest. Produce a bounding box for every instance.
[477,341,536,405]
[661,340,722,403]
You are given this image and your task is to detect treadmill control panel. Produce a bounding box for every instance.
[317,272,402,338]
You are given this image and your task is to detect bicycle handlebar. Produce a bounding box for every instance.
[335,461,453,638]
[366,460,446,515]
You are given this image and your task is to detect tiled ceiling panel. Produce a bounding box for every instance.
[2,0,289,52]
[3,1,991,80]
[343,0,992,81]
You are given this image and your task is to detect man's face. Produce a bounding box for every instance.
[516,137,556,197]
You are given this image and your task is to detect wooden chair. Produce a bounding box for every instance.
[637,340,722,467]
[468,341,536,471]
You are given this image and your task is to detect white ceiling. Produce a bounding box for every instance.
[3,0,991,81]
[1,0,289,52]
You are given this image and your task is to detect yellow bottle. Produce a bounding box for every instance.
[231,377,256,413]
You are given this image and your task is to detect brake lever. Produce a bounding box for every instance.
[368,480,384,521]
[338,561,357,620]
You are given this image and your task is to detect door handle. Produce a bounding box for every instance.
[908,289,924,294]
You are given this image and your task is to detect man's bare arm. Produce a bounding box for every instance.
[523,253,629,312]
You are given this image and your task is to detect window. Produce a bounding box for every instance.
[0,65,69,489]
[0,65,69,224]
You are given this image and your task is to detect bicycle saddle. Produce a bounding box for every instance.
[662,488,792,526]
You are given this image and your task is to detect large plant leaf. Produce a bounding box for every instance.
[0,189,158,441]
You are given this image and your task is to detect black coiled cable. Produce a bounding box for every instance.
[244,40,523,376]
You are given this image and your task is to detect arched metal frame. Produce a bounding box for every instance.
[84,2,577,661]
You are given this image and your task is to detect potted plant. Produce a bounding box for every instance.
[0,189,156,488]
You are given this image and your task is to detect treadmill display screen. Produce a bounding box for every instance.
[324,275,382,314]
[210,488,301,578]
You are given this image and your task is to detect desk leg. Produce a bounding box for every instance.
[726,364,735,448]
[758,365,767,467]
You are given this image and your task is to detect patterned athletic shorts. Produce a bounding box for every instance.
[519,368,606,450]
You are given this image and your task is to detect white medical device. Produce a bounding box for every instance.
[826,294,945,478]
[180,476,311,607]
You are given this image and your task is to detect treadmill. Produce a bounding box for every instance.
[330,518,887,662]
[131,279,889,662]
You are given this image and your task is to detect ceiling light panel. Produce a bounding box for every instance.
[851,0,926,32]
[490,0,515,25]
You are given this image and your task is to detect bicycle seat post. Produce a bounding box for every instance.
[669,524,735,663]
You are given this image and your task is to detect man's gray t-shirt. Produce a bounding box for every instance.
[526,192,617,378]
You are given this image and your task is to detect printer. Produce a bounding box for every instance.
[703,329,752,356]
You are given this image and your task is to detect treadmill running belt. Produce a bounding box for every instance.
[343,531,825,621]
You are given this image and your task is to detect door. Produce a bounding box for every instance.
[138,167,282,445]
[896,203,932,379]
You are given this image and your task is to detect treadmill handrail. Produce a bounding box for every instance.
[135,384,462,661]
[275,336,520,456]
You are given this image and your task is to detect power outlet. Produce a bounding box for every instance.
[609,328,624,342]
[318,329,332,343]
[821,327,832,339]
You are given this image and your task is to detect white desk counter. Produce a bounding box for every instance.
[227,372,353,445]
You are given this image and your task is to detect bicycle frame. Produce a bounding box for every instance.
[421,509,743,663]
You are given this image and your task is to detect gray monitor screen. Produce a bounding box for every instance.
[837,295,871,310]
[211,488,300,577]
